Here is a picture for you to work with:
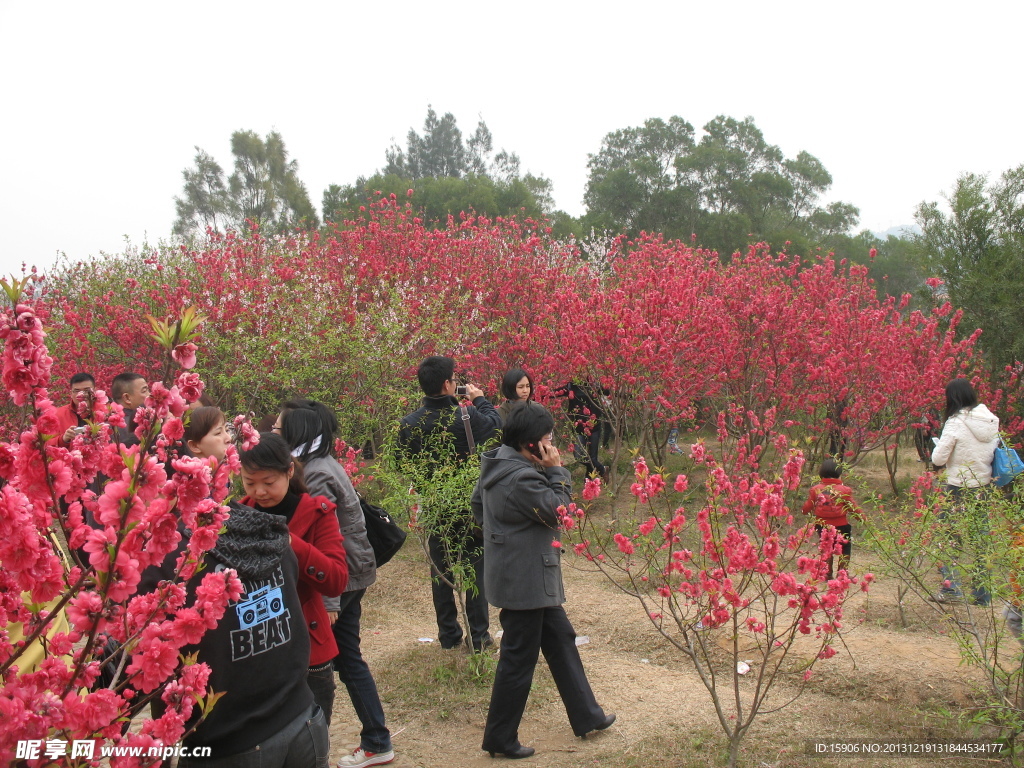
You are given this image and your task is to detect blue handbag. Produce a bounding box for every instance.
[992,437,1024,487]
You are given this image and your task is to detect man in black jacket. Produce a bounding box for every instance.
[398,356,501,651]
[111,372,150,447]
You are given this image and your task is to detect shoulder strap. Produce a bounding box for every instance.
[460,405,475,453]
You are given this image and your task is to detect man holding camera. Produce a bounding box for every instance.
[54,372,97,447]
[398,356,501,652]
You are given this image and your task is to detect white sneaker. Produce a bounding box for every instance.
[337,747,395,768]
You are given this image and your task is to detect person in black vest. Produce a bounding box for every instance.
[473,403,614,759]
[137,408,329,766]
[397,356,501,651]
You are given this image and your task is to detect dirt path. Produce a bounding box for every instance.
[326,543,994,768]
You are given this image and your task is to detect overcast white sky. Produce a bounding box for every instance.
[1,0,1020,276]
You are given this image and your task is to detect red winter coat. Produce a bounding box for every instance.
[802,478,860,528]
[242,492,349,665]
[53,403,83,448]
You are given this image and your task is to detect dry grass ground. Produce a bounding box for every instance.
[327,547,1002,768]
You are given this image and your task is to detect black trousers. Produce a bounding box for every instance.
[482,605,604,751]
[427,533,490,649]
[572,420,605,477]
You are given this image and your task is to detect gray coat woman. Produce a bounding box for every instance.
[475,444,569,608]
[471,403,614,760]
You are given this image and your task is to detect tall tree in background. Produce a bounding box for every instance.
[917,165,1024,372]
[584,115,859,253]
[828,230,928,310]
[173,149,231,236]
[325,107,568,233]
[174,130,318,237]
[385,106,466,179]
[583,117,698,236]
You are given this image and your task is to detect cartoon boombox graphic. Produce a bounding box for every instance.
[235,584,286,629]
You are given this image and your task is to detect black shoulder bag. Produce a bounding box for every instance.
[360,494,407,567]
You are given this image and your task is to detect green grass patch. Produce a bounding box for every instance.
[374,643,495,722]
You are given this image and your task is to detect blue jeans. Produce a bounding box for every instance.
[179,704,329,768]
[1004,604,1024,644]
[333,589,392,753]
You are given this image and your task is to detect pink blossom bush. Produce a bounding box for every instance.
[565,419,870,767]
[0,286,236,766]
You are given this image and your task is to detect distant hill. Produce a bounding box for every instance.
[872,224,921,240]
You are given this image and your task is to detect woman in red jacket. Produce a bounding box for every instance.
[240,432,349,724]
[802,458,861,580]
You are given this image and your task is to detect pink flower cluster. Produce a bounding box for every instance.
[0,303,53,406]
[556,503,585,531]
[564,420,867,692]
[335,439,373,487]
[232,414,260,451]
[630,456,666,502]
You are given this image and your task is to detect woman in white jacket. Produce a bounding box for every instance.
[929,378,998,605]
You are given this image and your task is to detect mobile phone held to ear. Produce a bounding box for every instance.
[527,442,543,459]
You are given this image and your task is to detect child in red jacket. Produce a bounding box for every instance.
[802,458,862,580]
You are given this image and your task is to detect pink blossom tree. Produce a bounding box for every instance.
[564,420,872,767]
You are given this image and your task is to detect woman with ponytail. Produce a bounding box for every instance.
[278,400,395,768]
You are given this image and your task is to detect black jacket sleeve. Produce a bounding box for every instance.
[469,397,502,448]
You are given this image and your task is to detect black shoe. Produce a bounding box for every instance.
[485,745,534,759]
[578,712,616,738]
[468,635,495,653]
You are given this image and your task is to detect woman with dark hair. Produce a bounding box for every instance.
[280,401,395,768]
[498,368,534,422]
[930,378,999,605]
[932,378,999,488]
[239,433,349,731]
[472,403,614,759]
[183,406,233,463]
